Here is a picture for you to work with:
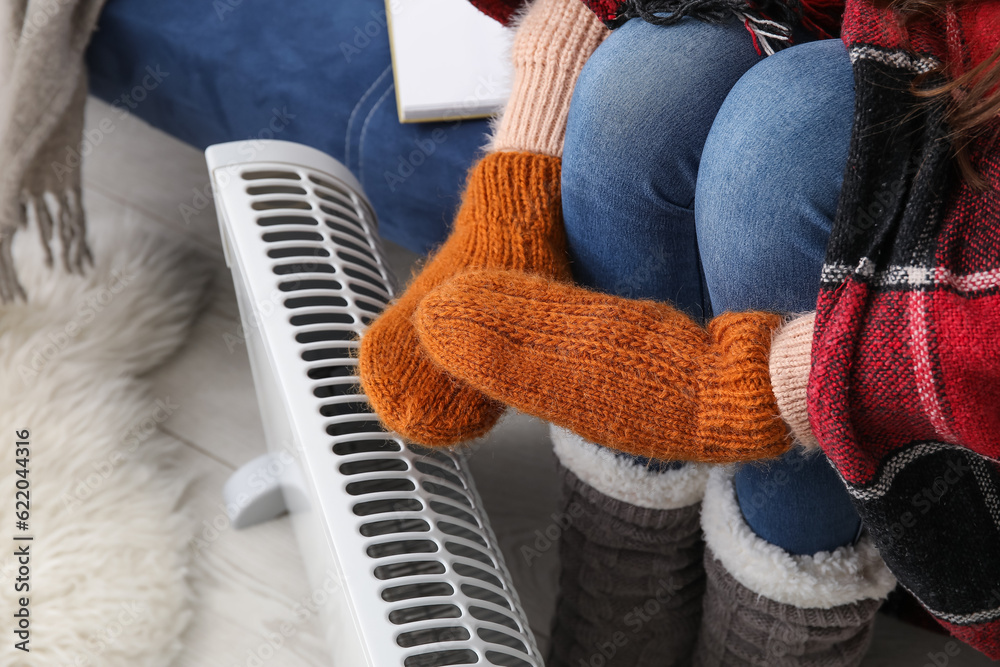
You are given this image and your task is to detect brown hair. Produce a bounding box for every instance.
[881,0,1000,188]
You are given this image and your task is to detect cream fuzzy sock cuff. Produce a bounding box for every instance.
[490,0,609,157]
[770,312,819,450]
[701,466,896,609]
[550,425,711,510]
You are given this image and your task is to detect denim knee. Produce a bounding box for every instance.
[695,39,855,314]
[562,17,763,309]
[564,17,764,205]
[694,40,860,554]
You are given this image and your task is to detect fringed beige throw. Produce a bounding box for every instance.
[0,0,107,301]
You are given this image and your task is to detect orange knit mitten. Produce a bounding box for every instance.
[358,0,608,446]
[414,270,791,462]
[359,153,566,444]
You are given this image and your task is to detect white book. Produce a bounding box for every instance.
[385,0,513,123]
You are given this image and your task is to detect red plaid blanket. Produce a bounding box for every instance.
[810,0,1000,658]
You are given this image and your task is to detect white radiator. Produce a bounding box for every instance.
[206,140,542,667]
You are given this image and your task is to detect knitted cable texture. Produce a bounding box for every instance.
[549,464,706,667]
[414,269,790,462]
[491,0,610,156]
[693,550,881,667]
[358,153,566,445]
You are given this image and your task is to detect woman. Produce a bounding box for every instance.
[360,0,1000,663]
[545,13,883,666]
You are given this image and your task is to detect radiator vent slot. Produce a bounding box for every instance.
[263,230,323,243]
[273,261,335,274]
[267,246,329,259]
[247,184,307,196]
[398,626,472,649]
[252,199,311,210]
[257,215,317,227]
[470,606,520,632]
[486,652,533,667]
[377,561,446,581]
[242,169,300,181]
[333,440,400,456]
[390,604,462,625]
[368,539,438,559]
[362,519,431,538]
[404,649,478,667]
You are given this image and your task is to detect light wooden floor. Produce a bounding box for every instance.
[79,98,997,667]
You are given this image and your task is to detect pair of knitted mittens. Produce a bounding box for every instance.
[364,245,818,460]
[359,0,820,460]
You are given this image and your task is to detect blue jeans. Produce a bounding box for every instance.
[562,22,859,555]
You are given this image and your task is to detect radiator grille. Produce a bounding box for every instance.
[208,140,540,667]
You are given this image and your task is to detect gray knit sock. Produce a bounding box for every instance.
[548,463,706,667]
[693,467,895,667]
[693,549,881,667]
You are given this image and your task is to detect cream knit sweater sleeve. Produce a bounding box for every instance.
[769,312,820,449]
[490,0,609,157]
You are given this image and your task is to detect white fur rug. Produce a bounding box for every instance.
[0,220,211,666]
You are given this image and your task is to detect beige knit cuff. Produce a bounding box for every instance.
[490,0,610,157]
[769,312,819,450]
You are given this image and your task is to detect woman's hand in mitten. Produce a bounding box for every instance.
[413,269,795,462]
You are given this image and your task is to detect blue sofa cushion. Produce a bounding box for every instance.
[86,0,495,254]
